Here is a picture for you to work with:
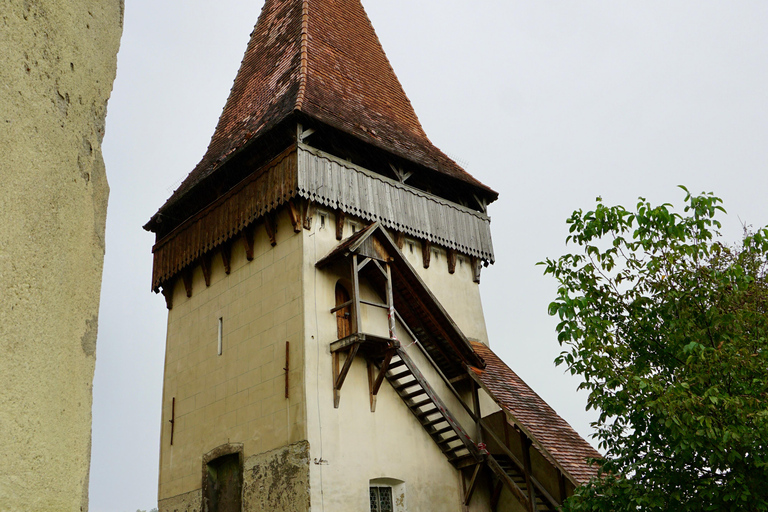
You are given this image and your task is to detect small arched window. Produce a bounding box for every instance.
[335,282,352,339]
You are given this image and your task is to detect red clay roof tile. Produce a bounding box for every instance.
[470,341,602,486]
[158,0,495,214]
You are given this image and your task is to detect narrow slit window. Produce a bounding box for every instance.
[217,317,223,356]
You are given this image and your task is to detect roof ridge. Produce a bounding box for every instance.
[296,0,309,110]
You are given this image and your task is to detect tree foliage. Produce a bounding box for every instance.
[543,188,768,511]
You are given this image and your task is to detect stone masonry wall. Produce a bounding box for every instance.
[0,1,122,511]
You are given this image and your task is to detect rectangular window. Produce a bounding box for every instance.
[218,317,223,356]
[370,486,393,512]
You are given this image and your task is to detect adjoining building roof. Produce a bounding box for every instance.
[469,342,602,486]
[154,0,496,218]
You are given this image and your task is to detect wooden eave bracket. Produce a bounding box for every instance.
[335,209,345,240]
[447,249,457,274]
[221,241,232,275]
[201,253,212,287]
[288,200,302,233]
[422,240,432,269]
[182,269,193,298]
[303,200,314,230]
[161,279,174,310]
[264,211,277,247]
[394,231,405,249]
[243,226,255,260]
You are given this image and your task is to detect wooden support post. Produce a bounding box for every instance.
[351,254,362,334]
[221,241,232,275]
[303,200,314,230]
[335,209,345,240]
[182,269,193,298]
[472,380,484,445]
[333,351,340,408]
[288,200,302,233]
[243,227,255,260]
[422,240,432,269]
[386,263,396,340]
[161,281,174,310]
[201,254,212,287]
[519,429,537,512]
[169,397,175,446]
[264,212,277,247]
[284,341,290,399]
[464,463,482,506]
[394,231,405,249]
[447,249,457,274]
[367,359,377,412]
[490,481,502,512]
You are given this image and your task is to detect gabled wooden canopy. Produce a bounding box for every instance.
[317,222,485,377]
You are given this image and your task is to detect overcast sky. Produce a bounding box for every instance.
[90,1,768,510]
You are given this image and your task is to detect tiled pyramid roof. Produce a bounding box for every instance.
[159,0,495,214]
[469,341,601,486]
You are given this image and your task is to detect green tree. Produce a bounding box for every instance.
[542,188,768,511]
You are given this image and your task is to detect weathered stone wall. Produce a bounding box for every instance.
[242,441,311,512]
[0,1,122,510]
[158,489,203,512]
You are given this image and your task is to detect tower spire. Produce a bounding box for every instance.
[157,0,495,218]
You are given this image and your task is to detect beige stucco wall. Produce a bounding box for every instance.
[0,1,122,510]
[158,210,307,504]
[303,210,493,511]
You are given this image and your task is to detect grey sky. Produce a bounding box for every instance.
[90,1,768,510]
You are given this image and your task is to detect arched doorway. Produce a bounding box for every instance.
[335,282,352,339]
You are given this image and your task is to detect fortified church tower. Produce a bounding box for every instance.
[145,1,600,511]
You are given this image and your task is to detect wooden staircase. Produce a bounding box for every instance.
[490,455,559,511]
[382,348,481,467]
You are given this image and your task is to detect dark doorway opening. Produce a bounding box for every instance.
[335,282,352,339]
[204,453,242,512]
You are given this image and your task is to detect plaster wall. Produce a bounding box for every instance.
[158,210,307,504]
[0,1,122,510]
[303,210,492,511]
[396,234,489,346]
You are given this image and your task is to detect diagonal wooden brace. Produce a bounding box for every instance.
[333,342,360,408]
